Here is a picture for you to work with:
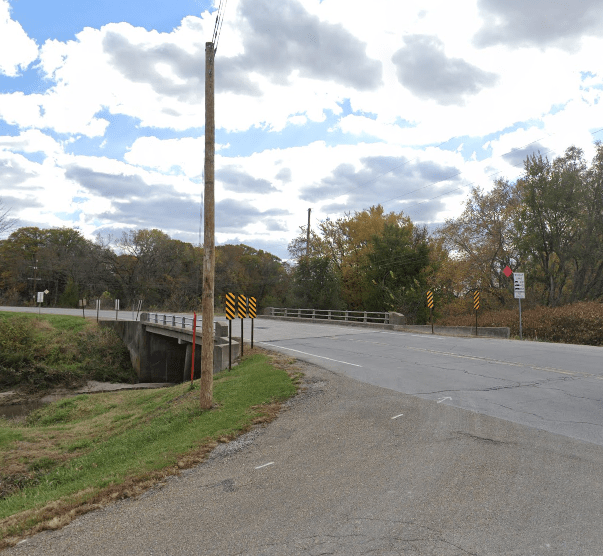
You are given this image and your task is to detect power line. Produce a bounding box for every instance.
[211,0,229,54]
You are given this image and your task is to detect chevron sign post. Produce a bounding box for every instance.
[426,291,434,334]
[473,290,480,336]
[225,293,236,369]
[248,296,257,348]
[238,294,247,357]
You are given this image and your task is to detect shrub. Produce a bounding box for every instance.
[437,301,603,346]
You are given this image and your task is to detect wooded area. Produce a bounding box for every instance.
[1,142,602,321]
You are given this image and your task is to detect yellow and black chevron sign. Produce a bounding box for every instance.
[426,290,434,309]
[237,294,247,318]
[225,292,236,320]
[473,290,480,310]
[248,296,257,319]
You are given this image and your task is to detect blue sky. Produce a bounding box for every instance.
[1,0,603,259]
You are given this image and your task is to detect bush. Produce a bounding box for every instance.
[0,314,136,390]
[437,301,603,346]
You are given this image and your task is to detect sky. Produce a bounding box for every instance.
[1,0,603,259]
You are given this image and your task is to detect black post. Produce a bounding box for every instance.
[475,309,478,336]
[240,317,244,358]
[229,320,232,370]
[251,318,254,348]
[430,307,433,334]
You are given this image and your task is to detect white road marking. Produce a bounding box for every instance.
[437,397,452,403]
[406,346,603,380]
[258,342,362,367]
[391,413,404,419]
[255,462,275,470]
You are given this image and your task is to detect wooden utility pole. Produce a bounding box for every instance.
[200,41,215,410]
[306,208,311,257]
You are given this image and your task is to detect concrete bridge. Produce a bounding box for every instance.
[100,313,240,383]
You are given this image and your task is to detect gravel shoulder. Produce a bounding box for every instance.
[5,358,603,556]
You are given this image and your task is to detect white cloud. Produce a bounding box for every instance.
[0,0,38,77]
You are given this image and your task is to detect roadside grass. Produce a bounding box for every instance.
[0,350,301,548]
[0,311,136,391]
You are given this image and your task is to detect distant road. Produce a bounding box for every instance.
[0,306,142,321]
[4,306,602,447]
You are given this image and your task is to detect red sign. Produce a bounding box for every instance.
[503,266,513,277]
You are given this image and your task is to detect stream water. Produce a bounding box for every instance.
[0,401,47,419]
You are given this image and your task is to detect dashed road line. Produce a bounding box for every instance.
[255,462,275,470]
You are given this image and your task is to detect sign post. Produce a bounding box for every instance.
[513,272,525,340]
[225,293,236,370]
[237,294,247,357]
[191,312,197,386]
[473,290,480,336]
[426,291,434,334]
[248,296,257,348]
[37,291,44,315]
[115,298,119,320]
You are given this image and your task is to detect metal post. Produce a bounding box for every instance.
[251,318,254,349]
[431,307,434,334]
[96,299,99,323]
[519,298,523,340]
[240,316,244,358]
[191,312,197,386]
[229,320,232,370]
[306,208,311,257]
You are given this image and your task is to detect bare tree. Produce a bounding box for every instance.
[0,197,17,237]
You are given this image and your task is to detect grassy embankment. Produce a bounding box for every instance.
[0,312,300,547]
[0,311,137,391]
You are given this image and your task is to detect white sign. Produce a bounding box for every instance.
[37,291,44,303]
[513,272,525,299]
[44,289,49,295]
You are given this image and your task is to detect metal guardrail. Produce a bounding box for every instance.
[146,312,199,330]
[267,307,390,324]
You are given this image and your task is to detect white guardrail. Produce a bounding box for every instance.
[145,313,199,330]
[266,307,390,324]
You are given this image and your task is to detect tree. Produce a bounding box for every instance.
[287,205,412,310]
[437,178,520,305]
[290,256,343,310]
[0,198,17,237]
[515,147,587,306]
[362,223,431,322]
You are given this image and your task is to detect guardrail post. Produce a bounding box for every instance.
[312,309,316,320]
[328,310,331,320]
[363,312,367,322]
[171,315,175,327]
[181,317,186,328]
[154,313,158,323]
[298,308,301,318]
[284,308,287,317]
[344,311,348,321]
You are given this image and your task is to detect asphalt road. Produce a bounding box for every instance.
[248,318,603,448]
[6,360,603,555]
[3,306,602,446]
[3,307,603,554]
